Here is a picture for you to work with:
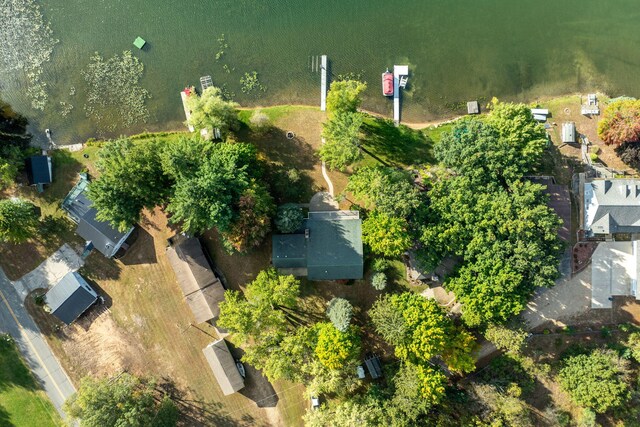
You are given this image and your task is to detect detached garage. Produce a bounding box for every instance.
[202,339,245,396]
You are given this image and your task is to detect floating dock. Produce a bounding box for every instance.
[180,89,195,132]
[393,65,409,125]
[200,75,213,92]
[320,55,327,111]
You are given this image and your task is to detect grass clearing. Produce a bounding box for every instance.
[0,336,62,427]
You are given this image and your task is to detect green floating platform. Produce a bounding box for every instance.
[133,37,146,49]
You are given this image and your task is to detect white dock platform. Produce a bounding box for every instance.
[180,90,195,132]
[393,65,409,125]
[320,55,328,111]
[200,75,213,92]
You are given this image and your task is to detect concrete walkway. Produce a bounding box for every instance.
[320,137,335,196]
[0,267,76,418]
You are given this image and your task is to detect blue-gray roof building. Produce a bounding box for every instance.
[272,211,363,281]
[25,155,52,186]
[46,272,98,325]
[62,174,134,258]
[584,179,640,236]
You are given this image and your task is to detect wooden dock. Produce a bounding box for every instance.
[320,55,327,112]
[393,65,409,125]
[180,89,195,132]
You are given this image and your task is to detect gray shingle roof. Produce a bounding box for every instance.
[46,272,98,325]
[585,179,640,235]
[202,339,244,396]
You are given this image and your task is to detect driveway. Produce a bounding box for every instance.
[0,245,83,419]
[0,268,76,418]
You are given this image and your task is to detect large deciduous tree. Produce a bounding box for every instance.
[597,99,640,146]
[345,166,422,218]
[319,112,364,171]
[64,373,178,427]
[166,142,260,235]
[361,212,412,258]
[558,349,631,413]
[0,198,39,243]
[325,80,367,117]
[221,182,275,253]
[186,86,239,136]
[369,292,475,374]
[314,322,361,370]
[88,138,169,231]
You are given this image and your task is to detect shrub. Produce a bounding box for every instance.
[558,349,630,413]
[371,272,387,291]
[275,203,304,233]
[485,324,528,355]
[615,141,640,169]
[249,110,272,136]
[326,298,353,332]
[597,99,640,146]
[372,258,390,273]
[589,152,598,162]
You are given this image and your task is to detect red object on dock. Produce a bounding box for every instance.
[382,70,393,96]
[183,87,192,96]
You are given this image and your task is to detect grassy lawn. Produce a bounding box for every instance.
[0,336,62,427]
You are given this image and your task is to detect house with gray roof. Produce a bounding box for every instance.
[166,235,225,324]
[202,339,245,396]
[62,174,134,258]
[272,210,363,281]
[584,179,640,236]
[45,272,98,324]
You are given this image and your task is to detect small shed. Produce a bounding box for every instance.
[25,155,52,186]
[45,272,98,325]
[562,122,576,144]
[202,339,245,396]
[364,354,383,379]
[467,101,479,115]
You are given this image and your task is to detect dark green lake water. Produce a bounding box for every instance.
[3,0,640,144]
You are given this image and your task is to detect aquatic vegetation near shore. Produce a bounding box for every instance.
[240,71,266,95]
[0,0,59,110]
[59,101,73,117]
[215,33,229,61]
[82,51,150,131]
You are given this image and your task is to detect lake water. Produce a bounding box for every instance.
[2,0,640,145]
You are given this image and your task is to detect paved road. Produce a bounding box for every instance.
[0,268,76,418]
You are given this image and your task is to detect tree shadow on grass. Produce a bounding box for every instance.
[361,117,434,167]
[0,404,10,426]
[157,379,270,427]
[0,337,38,393]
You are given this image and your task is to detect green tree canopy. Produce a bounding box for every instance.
[319,112,364,171]
[362,212,412,258]
[345,166,422,218]
[325,80,367,116]
[435,115,544,187]
[369,292,475,374]
[166,142,260,235]
[0,198,39,243]
[221,181,274,253]
[484,324,528,356]
[558,349,631,413]
[303,394,384,427]
[597,99,640,146]
[186,86,239,136]
[218,268,300,342]
[422,177,563,326]
[63,373,178,427]
[314,323,361,370]
[88,138,169,231]
[159,135,211,181]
